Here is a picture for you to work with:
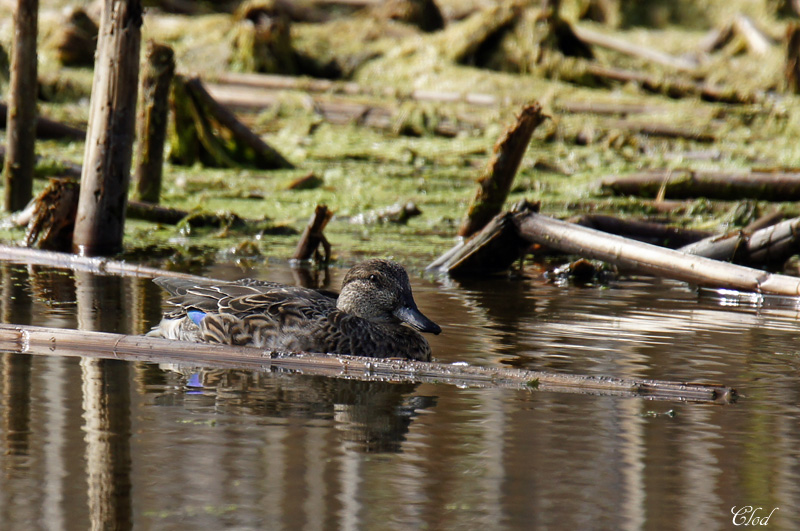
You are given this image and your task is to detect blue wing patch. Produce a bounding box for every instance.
[188,310,207,326]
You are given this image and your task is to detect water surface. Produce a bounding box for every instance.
[0,262,798,530]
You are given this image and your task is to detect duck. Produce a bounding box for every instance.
[148,259,441,361]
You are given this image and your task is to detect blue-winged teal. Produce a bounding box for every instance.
[149,259,441,361]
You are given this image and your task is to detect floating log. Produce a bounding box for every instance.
[169,75,294,169]
[74,0,142,256]
[573,24,698,71]
[601,169,800,201]
[459,102,546,238]
[3,0,39,213]
[133,42,175,203]
[292,204,333,262]
[679,216,800,269]
[0,323,736,403]
[0,103,85,141]
[514,212,800,296]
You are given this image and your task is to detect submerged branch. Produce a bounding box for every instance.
[0,323,736,404]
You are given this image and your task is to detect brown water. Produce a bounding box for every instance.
[0,261,798,530]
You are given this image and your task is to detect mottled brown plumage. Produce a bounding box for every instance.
[149,259,441,361]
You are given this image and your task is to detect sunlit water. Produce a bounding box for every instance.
[0,261,798,530]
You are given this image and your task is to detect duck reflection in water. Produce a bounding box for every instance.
[149,259,441,361]
[156,367,438,453]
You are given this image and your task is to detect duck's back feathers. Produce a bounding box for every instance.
[150,260,437,361]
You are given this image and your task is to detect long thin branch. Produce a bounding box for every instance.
[0,323,735,403]
[514,211,800,295]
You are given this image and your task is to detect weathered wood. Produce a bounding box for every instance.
[459,102,546,238]
[0,323,736,403]
[169,75,294,169]
[73,0,142,256]
[0,103,85,140]
[601,169,800,201]
[514,212,800,296]
[602,119,716,142]
[428,201,537,274]
[210,71,501,106]
[205,83,471,137]
[786,23,800,94]
[3,0,39,213]
[133,41,175,203]
[0,243,199,280]
[679,216,800,268]
[292,204,333,262]
[24,178,80,251]
[585,64,758,104]
[573,24,698,71]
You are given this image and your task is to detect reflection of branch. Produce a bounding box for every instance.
[0,323,736,404]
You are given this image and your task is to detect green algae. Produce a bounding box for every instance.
[2,1,800,269]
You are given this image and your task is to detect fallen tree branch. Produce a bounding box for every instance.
[0,102,85,140]
[0,243,200,280]
[514,212,800,295]
[0,323,736,403]
[573,214,710,248]
[679,216,800,268]
[573,24,699,72]
[601,168,800,201]
[209,72,502,106]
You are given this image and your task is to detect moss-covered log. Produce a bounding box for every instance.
[168,75,294,169]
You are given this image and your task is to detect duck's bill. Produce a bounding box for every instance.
[395,305,442,335]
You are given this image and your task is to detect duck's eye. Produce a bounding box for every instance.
[369,274,378,282]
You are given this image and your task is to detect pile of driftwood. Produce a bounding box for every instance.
[429,99,800,298]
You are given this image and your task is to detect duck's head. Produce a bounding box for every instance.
[337,259,442,335]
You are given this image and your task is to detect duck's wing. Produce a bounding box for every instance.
[154,277,336,317]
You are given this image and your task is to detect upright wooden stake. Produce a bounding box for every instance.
[458,102,546,238]
[73,0,142,256]
[3,0,38,213]
[785,23,800,94]
[133,41,175,203]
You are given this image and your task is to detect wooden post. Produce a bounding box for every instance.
[786,23,800,94]
[458,102,546,238]
[133,41,175,203]
[3,0,38,213]
[73,0,142,256]
[292,204,333,262]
